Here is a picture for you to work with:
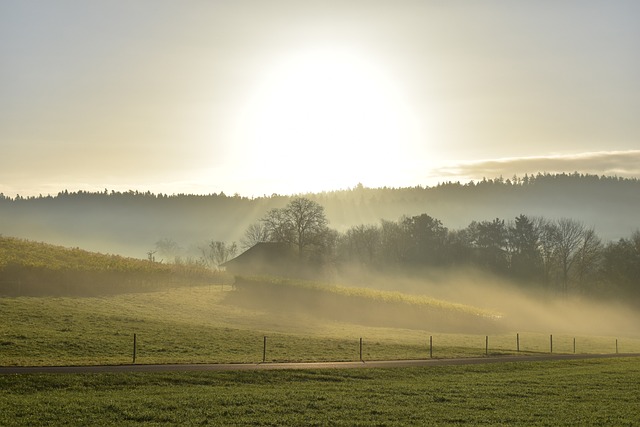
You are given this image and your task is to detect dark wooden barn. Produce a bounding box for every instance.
[220,242,299,277]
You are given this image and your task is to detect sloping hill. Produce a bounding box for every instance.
[0,236,224,296]
[229,276,504,333]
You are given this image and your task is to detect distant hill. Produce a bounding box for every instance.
[1,173,638,258]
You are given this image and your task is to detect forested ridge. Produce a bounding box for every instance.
[1,173,639,304]
[1,173,638,259]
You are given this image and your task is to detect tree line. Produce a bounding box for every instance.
[2,173,640,259]
[241,198,640,304]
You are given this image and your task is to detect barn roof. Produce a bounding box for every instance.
[220,242,297,276]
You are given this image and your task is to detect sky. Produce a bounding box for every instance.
[2,0,640,197]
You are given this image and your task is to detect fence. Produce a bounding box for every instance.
[124,332,630,365]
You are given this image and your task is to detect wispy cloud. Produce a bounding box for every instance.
[432,151,640,182]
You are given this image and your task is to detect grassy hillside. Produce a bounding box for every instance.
[2,237,638,367]
[0,236,225,296]
[2,285,638,367]
[232,276,503,333]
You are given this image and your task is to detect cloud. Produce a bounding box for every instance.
[432,151,640,182]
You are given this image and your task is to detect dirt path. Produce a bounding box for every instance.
[2,353,639,375]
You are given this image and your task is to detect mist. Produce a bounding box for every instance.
[331,265,640,338]
[2,179,638,339]
[2,174,640,259]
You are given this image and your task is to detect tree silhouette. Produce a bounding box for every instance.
[553,218,588,294]
[240,222,270,250]
[338,224,381,266]
[200,241,238,269]
[261,197,329,256]
[509,214,543,282]
[401,213,448,265]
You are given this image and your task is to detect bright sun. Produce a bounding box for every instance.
[235,47,423,194]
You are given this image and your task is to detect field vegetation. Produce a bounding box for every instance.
[1,358,640,425]
[2,283,639,367]
[232,275,504,333]
[2,236,640,367]
[0,236,224,296]
[2,236,640,425]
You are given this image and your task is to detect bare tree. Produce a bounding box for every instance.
[262,207,294,244]
[379,219,411,265]
[339,224,381,265]
[200,241,238,269]
[241,222,270,250]
[554,218,587,294]
[285,197,329,255]
[262,197,329,256]
[573,227,603,291]
[155,237,182,263]
[603,230,640,300]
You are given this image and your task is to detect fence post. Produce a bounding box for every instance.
[132,333,137,364]
[616,339,618,354]
[359,338,363,362]
[430,336,433,359]
[573,338,576,354]
[485,336,489,356]
[517,333,520,353]
[550,334,553,354]
[263,336,267,363]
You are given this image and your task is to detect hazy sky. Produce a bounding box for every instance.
[2,1,639,197]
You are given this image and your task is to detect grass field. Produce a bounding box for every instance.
[1,357,639,425]
[2,285,639,367]
[3,239,640,425]
[0,242,640,426]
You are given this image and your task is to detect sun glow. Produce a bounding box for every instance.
[234,47,423,194]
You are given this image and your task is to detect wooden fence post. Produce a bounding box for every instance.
[616,339,618,354]
[573,338,576,354]
[485,336,488,356]
[263,336,267,363]
[550,334,553,354]
[359,338,363,362]
[430,336,433,359]
[132,333,137,364]
[517,333,520,353]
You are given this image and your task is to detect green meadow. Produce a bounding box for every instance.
[2,358,640,426]
[3,236,640,425]
[3,236,638,367]
[2,285,638,367]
